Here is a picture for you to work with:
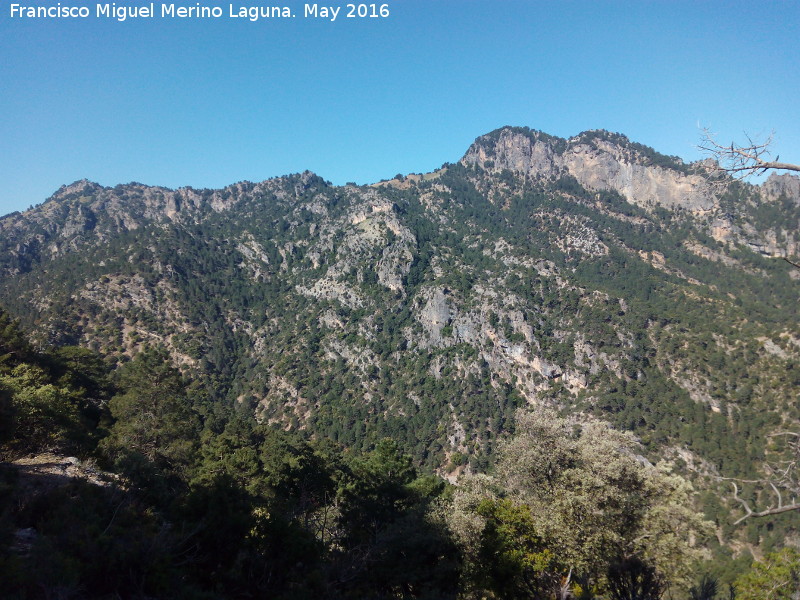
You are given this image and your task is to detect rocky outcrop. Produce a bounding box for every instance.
[417,287,453,346]
[762,172,800,203]
[0,174,324,274]
[562,138,714,212]
[461,128,714,212]
[462,129,562,179]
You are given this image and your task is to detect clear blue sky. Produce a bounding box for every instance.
[1,0,798,216]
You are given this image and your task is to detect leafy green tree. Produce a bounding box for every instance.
[0,310,107,455]
[501,408,711,587]
[0,363,86,455]
[334,439,459,599]
[0,308,31,360]
[194,418,336,531]
[448,408,712,596]
[339,439,417,541]
[101,347,200,483]
[474,497,557,598]
[48,345,112,411]
[734,548,800,600]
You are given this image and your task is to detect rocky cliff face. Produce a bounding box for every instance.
[762,172,800,203]
[460,128,715,212]
[460,127,800,265]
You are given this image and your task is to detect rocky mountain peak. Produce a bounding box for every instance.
[761,172,800,203]
[49,179,105,203]
[460,126,564,177]
[461,126,714,213]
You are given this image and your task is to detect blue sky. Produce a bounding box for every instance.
[1,0,798,216]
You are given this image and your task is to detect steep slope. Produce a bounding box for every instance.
[0,127,797,490]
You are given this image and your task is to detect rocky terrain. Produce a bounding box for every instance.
[0,126,797,485]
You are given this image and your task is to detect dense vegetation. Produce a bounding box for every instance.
[3,312,788,599]
[0,127,799,596]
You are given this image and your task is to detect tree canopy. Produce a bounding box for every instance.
[448,407,712,598]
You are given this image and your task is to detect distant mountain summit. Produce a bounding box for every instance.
[0,126,797,484]
[462,127,713,211]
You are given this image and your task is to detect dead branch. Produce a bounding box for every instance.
[698,128,800,180]
[728,433,800,524]
[731,481,800,525]
[730,481,800,525]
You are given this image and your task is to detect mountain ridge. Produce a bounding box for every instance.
[0,127,797,499]
[5,125,795,279]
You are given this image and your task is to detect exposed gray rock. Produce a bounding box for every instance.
[762,172,800,203]
[461,129,714,213]
[418,287,452,346]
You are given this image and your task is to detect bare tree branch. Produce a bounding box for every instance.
[729,433,800,524]
[730,482,800,525]
[697,129,800,269]
[731,482,753,525]
[698,128,800,180]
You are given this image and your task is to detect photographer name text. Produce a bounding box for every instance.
[9,2,390,22]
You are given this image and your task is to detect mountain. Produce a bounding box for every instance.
[0,126,798,493]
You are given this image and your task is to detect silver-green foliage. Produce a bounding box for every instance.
[448,407,713,596]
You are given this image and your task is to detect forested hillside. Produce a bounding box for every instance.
[0,311,753,598]
[1,126,799,596]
